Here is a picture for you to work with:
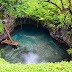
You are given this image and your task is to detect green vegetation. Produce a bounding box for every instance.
[1,0,72,31]
[0,10,5,19]
[0,49,4,58]
[0,19,5,34]
[0,58,72,72]
[67,48,72,55]
[0,19,7,34]
[1,0,72,22]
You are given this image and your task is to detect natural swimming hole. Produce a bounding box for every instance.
[1,25,70,64]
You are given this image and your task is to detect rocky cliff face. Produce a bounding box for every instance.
[49,25,72,47]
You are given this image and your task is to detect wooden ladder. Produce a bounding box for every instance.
[2,22,18,45]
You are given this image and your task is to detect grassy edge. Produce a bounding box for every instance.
[0,58,72,72]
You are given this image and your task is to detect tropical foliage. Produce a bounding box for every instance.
[0,0,72,32]
[1,0,72,28]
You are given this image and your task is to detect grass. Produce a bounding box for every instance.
[0,58,72,72]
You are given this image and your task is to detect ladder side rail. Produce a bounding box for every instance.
[3,24,13,42]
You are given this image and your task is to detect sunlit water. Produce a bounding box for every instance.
[1,25,70,64]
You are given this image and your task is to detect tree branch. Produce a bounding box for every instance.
[60,0,64,11]
[39,0,62,12]
[68,0,72,15]
[49,1,62,11]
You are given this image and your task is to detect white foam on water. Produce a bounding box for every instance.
[21,52,39,64]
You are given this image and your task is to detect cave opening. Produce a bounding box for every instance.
[0,17,71,64]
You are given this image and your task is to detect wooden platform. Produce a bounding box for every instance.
[2,40,18,45]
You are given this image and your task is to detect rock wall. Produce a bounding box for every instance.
[49,25,72,47]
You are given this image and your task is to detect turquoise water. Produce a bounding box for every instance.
[1,25,70,64]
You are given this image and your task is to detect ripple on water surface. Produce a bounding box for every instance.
[1,25,70,64]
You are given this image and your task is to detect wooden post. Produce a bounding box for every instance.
[3,24,13,43]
